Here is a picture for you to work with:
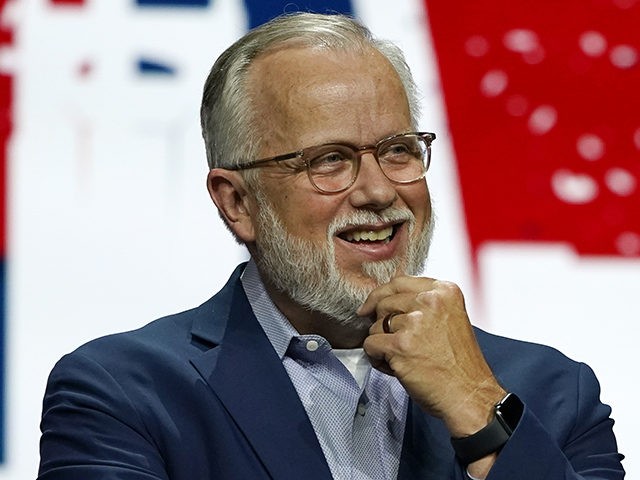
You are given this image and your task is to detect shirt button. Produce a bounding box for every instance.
[357,403,367,416]
[306,340,319,352]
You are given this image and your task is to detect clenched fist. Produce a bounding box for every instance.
[358,276,506,438]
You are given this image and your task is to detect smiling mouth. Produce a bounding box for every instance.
[338,224,399,244]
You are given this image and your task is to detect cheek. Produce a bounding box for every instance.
[269,191,342,240]
[403,183,431,221]
[422,189,432,223]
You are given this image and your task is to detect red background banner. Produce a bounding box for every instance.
[426,0,640,262]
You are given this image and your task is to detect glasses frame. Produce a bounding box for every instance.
[227,131,436,194]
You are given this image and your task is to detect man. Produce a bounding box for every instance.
[38,12,624,480]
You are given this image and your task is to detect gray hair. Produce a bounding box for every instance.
[200,12,421,172]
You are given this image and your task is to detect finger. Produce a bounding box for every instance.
[367,295,413,335]
[355,277,403,317]
[362,334,395,376]
[369,310,422,336]
[356,284,399,317]
[370,311,397,336]
[357,276,438,316]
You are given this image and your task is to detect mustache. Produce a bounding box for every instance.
[327,207,416,238]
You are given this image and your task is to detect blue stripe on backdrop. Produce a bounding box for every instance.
[133,1,353,22]
[137,58,177,76]
[242,0,353,29]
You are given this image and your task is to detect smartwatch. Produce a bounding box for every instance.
[450,392,524,465]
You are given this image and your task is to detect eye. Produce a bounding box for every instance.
[316,152,346,164]
[387,142,411,155]
[379,138,424,165]
[379,142,414,163]
[307,146,353,174]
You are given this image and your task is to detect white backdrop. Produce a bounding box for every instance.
[1,0,637,478]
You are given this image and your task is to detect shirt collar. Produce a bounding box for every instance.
[240,258,299,360]
[240,260,373,381]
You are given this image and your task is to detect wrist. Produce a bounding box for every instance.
[443,382,506,438]
[450,392,524,466]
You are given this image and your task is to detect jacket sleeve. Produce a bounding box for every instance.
[479,362,625,480]
[38,352,169,480]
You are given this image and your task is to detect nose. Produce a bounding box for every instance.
[347,152,397,210]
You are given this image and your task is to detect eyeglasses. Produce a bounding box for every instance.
[228,131,436,194]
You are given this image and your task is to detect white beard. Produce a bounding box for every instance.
[253,192,434,328]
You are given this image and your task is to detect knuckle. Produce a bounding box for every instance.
[416,280,465,310]
[435,280,464,301]
[395,331,415,352]
[390,275,413,289]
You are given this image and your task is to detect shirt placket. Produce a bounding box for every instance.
[286,335,380,479]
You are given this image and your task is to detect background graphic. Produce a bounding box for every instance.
[0,0,637,477]
[0,0,10,465]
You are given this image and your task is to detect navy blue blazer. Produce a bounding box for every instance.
[39,264,624,479]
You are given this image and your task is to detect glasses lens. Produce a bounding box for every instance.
[306,145,357,193]
[377,134,428,183]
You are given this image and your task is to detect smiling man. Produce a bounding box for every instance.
[212,42,433,348]
[39,12,624,480]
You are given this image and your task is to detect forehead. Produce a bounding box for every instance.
[246,45,411,150]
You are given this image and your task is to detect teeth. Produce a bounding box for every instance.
[344,226,393,242]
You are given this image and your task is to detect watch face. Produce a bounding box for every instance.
[496,393,524,433]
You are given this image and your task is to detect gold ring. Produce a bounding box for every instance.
[382,313,398,334]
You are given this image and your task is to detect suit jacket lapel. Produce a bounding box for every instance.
[189,267,333,480]
[397,402,459,479]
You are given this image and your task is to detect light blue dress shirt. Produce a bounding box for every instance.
[241,260,408,479]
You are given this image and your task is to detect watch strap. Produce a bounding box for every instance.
[450,393,523,465]
[450,415,510,465]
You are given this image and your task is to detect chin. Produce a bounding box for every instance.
[360,257,407,286]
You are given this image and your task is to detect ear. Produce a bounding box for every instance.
[207,168,257,243]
